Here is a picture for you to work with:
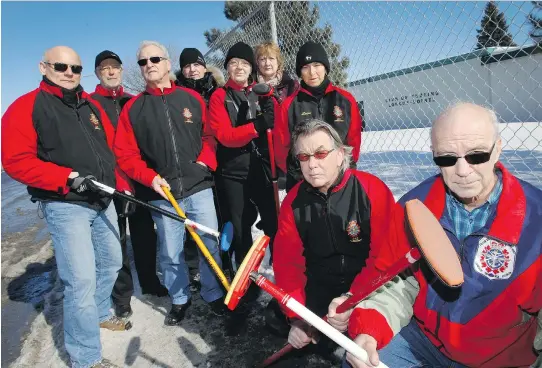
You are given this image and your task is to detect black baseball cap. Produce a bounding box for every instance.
[95,50,122,68]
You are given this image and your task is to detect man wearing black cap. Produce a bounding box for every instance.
[91,50,167,319]
[175,48,222,104]
[275,41,363,192]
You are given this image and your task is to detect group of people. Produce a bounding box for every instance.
[1,37,540,368]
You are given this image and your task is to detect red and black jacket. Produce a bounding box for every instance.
[114,82,217,201]
[208,79,281,181]
[90,85,133,128]
[1,79,131,208]
[275,83,363,176]
[273,169,395,318]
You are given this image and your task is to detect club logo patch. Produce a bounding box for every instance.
[346,220,361,242]
[182,108,193,123]
[333,105,344,122]
[89,113,101,130]
[305,56,312,61]
[474,237,516,280]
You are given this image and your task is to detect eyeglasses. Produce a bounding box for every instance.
[433,142,496,167]
[296,149,335,162]
[44,62,83,74]
[137,56,167,66]
[99,65,122,73]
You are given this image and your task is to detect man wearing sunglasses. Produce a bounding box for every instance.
[91,50,168,320]
[343,102,542,368]
[114,41,226,327]
[2,45,133,368]
[271,119,395,363]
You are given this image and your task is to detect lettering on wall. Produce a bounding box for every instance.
[384,91,440,107]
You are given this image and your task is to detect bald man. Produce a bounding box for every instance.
[337,102,542,368]
[2,46,131,368]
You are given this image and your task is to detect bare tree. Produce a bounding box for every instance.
[122,44,180,94]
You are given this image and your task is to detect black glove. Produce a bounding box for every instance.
[67,175,98,193]
[118,196,136,218]
[253,96,274,133]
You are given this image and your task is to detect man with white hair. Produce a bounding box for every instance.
[114,41,226,326]
[271,119,395,362]
[2,45,132,368]
[341,102,542,368]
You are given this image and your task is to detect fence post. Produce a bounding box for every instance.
[269,1,278,44]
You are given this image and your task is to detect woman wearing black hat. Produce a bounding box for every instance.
[208,42,278,298]
[276,41,363,191]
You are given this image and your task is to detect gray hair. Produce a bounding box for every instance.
[291,119,353,173]
[136,40,170,60]
[431,101,500,142]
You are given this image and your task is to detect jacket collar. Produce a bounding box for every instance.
[424,162,525,245]
[305,169,352,196]
[39,79,87,104]
[298,82,335,98]
[145,80,176,96]
[225,79,255,92]
[94,84,124,98]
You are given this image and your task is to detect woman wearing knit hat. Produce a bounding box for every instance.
[275,41,363,191]
[208,41,280,334]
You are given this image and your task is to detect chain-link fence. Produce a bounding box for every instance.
[204,1,542,197]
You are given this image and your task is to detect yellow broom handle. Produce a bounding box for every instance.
[161,185,230,291]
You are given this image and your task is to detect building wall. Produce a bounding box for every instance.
[347,53,542,131]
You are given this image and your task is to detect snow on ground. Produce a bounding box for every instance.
[2,123,541,368]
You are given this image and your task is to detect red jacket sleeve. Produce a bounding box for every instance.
[348,172,396,294]
[272,184,307,318]
[347,202,412,345]
[1,90,73,193]
[88,98,132,193]
[113,98,158,187]
[208,88,259,147]
[344,90,362,163]
[275,94,296,173]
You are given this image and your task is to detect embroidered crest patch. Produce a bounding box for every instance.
[474,237,516,280]
[183,108,193,123]
[89,113,101,130]
[346,220,361,242]
[333,105,344,122]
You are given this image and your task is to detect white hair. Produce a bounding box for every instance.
[136,40,170,60]
[431,101,500,143]
[291,119,354,173]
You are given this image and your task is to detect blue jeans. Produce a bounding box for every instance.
[42,200,122,368]
[150,188,223,305]
[341,319,468,368]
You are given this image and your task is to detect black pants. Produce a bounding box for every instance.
[217,165,278,267]
[111,197,163,305]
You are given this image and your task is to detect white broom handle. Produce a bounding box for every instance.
[285,298,389,368]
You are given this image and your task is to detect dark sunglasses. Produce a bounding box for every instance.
[44,62,83,74]
[296,149,335,162]
[433,142,496,167]
[137,56,167,66]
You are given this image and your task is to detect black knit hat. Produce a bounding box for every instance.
[179,48,206,68]
[224,42,256,71]
[95,50,122,69]
[295,41,330,77]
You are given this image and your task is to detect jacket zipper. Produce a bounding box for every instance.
[74,107,105,182]
[112,89,120,117]
[161,93,183,195]
[321,194,345,281]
